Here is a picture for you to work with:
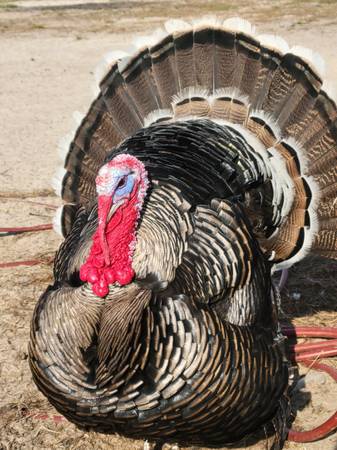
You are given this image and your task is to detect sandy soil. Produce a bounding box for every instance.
[0,1,337,449]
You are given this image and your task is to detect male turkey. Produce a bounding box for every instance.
[29,17,337,449]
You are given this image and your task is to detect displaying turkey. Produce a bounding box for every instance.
[29,17,337,449]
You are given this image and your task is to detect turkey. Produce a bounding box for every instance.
[29,17,337,449]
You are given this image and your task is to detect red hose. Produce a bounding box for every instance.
[25,200,57,210]
[0,223,54,268]
[291,348,337,361]
[0,259,44,268]
[290,339,337,353]
[0,224,53,234]
[287,359,337,442]
[282,326,337,339]
[285,326,337,442]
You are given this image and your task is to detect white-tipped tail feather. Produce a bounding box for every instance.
[251,110,283,140]
[57,132,73,164]
[192,15,223,29]
[172,87,210,105]
[164,19,191,34]
[290,46,326,79]
[222,17,255,35]
[132,29,168,50]
[143,109,173,128]
[72,110,85,127]
[257,34,289,54]
[94,50,130,86]
[211,88,250,106]
[52,167,67,197]
[322,79,337,106]
[283,136,309,174]
[53,205,64,237]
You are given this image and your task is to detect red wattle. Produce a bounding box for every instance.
[104,268,116,284]
[79,264,89,281]
[87,267,99,284]
[80,183,141,297]
[92,278,109,298]
[115,267,134,285]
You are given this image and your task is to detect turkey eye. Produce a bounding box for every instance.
[117,176,127,189]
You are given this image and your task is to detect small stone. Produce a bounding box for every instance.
[18,351,28,360]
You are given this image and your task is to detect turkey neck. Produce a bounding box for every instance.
[29,283,151,412]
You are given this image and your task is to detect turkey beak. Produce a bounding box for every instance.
[97,196,125,266]
[97,195,113,266]
[107,199,124,223]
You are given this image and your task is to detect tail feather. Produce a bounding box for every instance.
[173,28,196,91]
[54,16,337,264]
[300,93,337,150]
[173,92,210,119]
[59,96,125,204]
[249,39,285,111]
[313,230,337,257]
[61,171,95,204]
[317,199,337,219]
[260,56,318,123]
[310,143,337,177]
[119,48,162,117]
[65,144,100,176]
[307,122,337,167]
[213,28,237,91]
[73,97,125,155]
[100,63,143,136]
[150,34,180,109]
[277,76,320,137]
[278,51,325,137]
[246,114,279,148]
[193,27,215,91]
[210,95,249,124]
[235,34,262,99]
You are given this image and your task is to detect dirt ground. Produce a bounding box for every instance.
[0,0,337,449]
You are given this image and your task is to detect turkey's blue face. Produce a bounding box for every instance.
[112,171,137,203]
[96,166,137,202]
[96,168,137,225]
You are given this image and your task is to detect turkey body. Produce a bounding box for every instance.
[31,121,288,447]
[31,286,288,447]
[29,17,337,449]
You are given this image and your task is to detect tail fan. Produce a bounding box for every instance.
[53,17,337,268]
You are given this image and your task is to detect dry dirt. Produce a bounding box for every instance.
[0,1,337,449]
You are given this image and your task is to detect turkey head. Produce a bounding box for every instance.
[79,154,149,297]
